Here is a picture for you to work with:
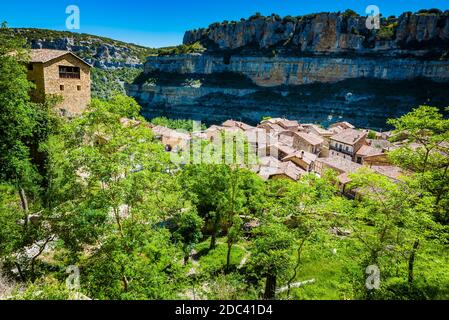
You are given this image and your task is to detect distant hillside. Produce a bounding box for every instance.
[2,28,161,68]
[0,28,174,99]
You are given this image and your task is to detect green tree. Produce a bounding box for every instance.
[250,220,295,300]
[0,24,63,282]
[347,169,439,298]
[388,106,449,223]
[0,22,37,210]
[174,209,204,265]
[180,164,264,251]
[46,95,189,298]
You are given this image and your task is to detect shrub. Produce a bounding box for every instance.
[342,9,359,19]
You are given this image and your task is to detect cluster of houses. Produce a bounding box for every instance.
[20,48,405,198]
[148,117,405,198]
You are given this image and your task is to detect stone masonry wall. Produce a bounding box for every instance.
[43,55,91,114]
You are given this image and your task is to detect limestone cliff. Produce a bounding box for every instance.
[143,54,449,86]
[184,11,449,58]
[8,28,152,69]
[128,10,449,130]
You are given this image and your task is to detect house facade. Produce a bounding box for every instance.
[294,132,324,155]
[27,49,91,115]
[329,129,367,161]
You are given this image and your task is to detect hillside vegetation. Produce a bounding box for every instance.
[1,23,449,302]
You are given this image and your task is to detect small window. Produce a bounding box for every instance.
[77,85,81,91]
[60,85,65,91]
[59,66,80,79]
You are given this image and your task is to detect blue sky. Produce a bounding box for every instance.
[1,0,449,48]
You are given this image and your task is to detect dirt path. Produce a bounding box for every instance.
[276,279,316,294]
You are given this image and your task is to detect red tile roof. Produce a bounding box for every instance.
[29,49,91,66]
[295,132,324,146]
[331,129,367,146]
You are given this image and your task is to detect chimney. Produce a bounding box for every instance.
[300,151,304,159]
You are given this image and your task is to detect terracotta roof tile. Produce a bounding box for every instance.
[295,132,324,146]
[29,49,91,66]
[316,156,363,174]
[331,129,367,145]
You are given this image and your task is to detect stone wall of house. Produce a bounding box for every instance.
[43,54,91,114]
[363,153,390,166]
[27,63,46,103]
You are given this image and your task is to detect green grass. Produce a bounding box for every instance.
[194,238,248,275]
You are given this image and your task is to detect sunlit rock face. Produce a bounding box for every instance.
[128,11,449,130]
[183,12,449,56]
[144,54,449,86]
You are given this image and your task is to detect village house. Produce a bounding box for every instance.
[205,125,224,141]
[150,125,191,151]
[302,124,333,140]
[354,144,384,164]
[276,130,296,148]
[276,119,301,131]
[294,132,324,155]
[282,150,318,172]
[315,156,363,177]
[362,153,391,166]
[258,159,304,181]
[330,121,355,130]
[314,156,363,196]
[257,121,285,134]
[265,143,297,161]
[329,129,367,161]
[222,120,255,131]
[244,127,275,154]
[27,49,92,115]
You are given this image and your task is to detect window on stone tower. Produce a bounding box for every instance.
[59,66,80,79]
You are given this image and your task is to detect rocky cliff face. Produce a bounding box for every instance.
[10,28,152,69]
[129,11,449,129]
[144,54,449,86]
[184,11,449,57]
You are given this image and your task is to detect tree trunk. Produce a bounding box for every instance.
[408,240,420,285]
[209,232,217,250]
[226,242,232,272]
[263,272,277,300]
[19,187,29,227]
[15,262,26,282]
[19,188,29,212]
[122,275,129,292]
[209,217,219,250]
[287,238,307,297]
[184,254,190,265]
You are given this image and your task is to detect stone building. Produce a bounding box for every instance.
[294,132,324,155]
[329,129,367,161]
[282,150,318,172]
[27,49,91,115]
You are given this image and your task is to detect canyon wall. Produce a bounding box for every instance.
[128,11,449,130]
[144,54,449,86]
[184,11,449,57]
